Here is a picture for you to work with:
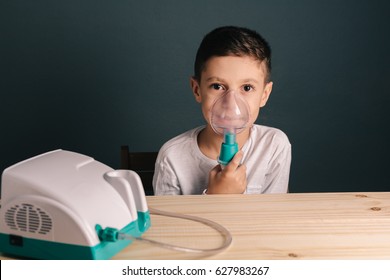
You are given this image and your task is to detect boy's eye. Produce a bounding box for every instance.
[243,85,254,92]
[211,83,224,90]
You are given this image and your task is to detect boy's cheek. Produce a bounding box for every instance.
[249,107,261,123]
[201,106,212,122]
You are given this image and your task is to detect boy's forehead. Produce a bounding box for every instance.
[201,55,267,82]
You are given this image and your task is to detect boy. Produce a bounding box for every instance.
[153,26,291,195]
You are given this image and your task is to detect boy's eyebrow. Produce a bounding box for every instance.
[240,78,261,84]
[205,76,227,83]
[206,76,261,84]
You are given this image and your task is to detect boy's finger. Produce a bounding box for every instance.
[210,164,222,175]
[225,151,243,172]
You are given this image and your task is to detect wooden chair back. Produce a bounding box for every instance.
[120,145,158,196]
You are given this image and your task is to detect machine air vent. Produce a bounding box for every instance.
[5,203,52,234]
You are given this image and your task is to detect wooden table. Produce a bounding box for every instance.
[1,192,390,259]
[113,192,390,259]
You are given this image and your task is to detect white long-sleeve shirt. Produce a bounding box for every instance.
[153,125,291,195]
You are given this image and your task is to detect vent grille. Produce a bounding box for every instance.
[5,203,52,234]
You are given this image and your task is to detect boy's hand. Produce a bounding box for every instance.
[206,151,247,194]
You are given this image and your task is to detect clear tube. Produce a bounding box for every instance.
[117,207,232,254]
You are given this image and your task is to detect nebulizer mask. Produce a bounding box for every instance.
[211,90,250,166]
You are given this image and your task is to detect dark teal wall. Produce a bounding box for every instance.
[1,1,389,192]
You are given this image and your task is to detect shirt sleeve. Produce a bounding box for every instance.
[153,152,182,195]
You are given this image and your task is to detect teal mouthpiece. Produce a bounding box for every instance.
[218,132,239,166]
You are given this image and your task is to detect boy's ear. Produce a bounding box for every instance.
[260,81,273,107]
[190,77,202,103]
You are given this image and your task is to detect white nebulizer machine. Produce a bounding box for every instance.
[0,149,232,259]
[0,150,150,259]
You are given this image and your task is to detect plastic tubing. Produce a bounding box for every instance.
[117,207,232,255]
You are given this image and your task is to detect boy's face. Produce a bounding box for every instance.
[191,55,273,134]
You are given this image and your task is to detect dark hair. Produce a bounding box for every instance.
[194,26,272,82]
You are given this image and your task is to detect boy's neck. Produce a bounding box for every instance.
[197,125,251,161]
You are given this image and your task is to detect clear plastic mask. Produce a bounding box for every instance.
[210,90,250,135]
[210,90,250,165]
